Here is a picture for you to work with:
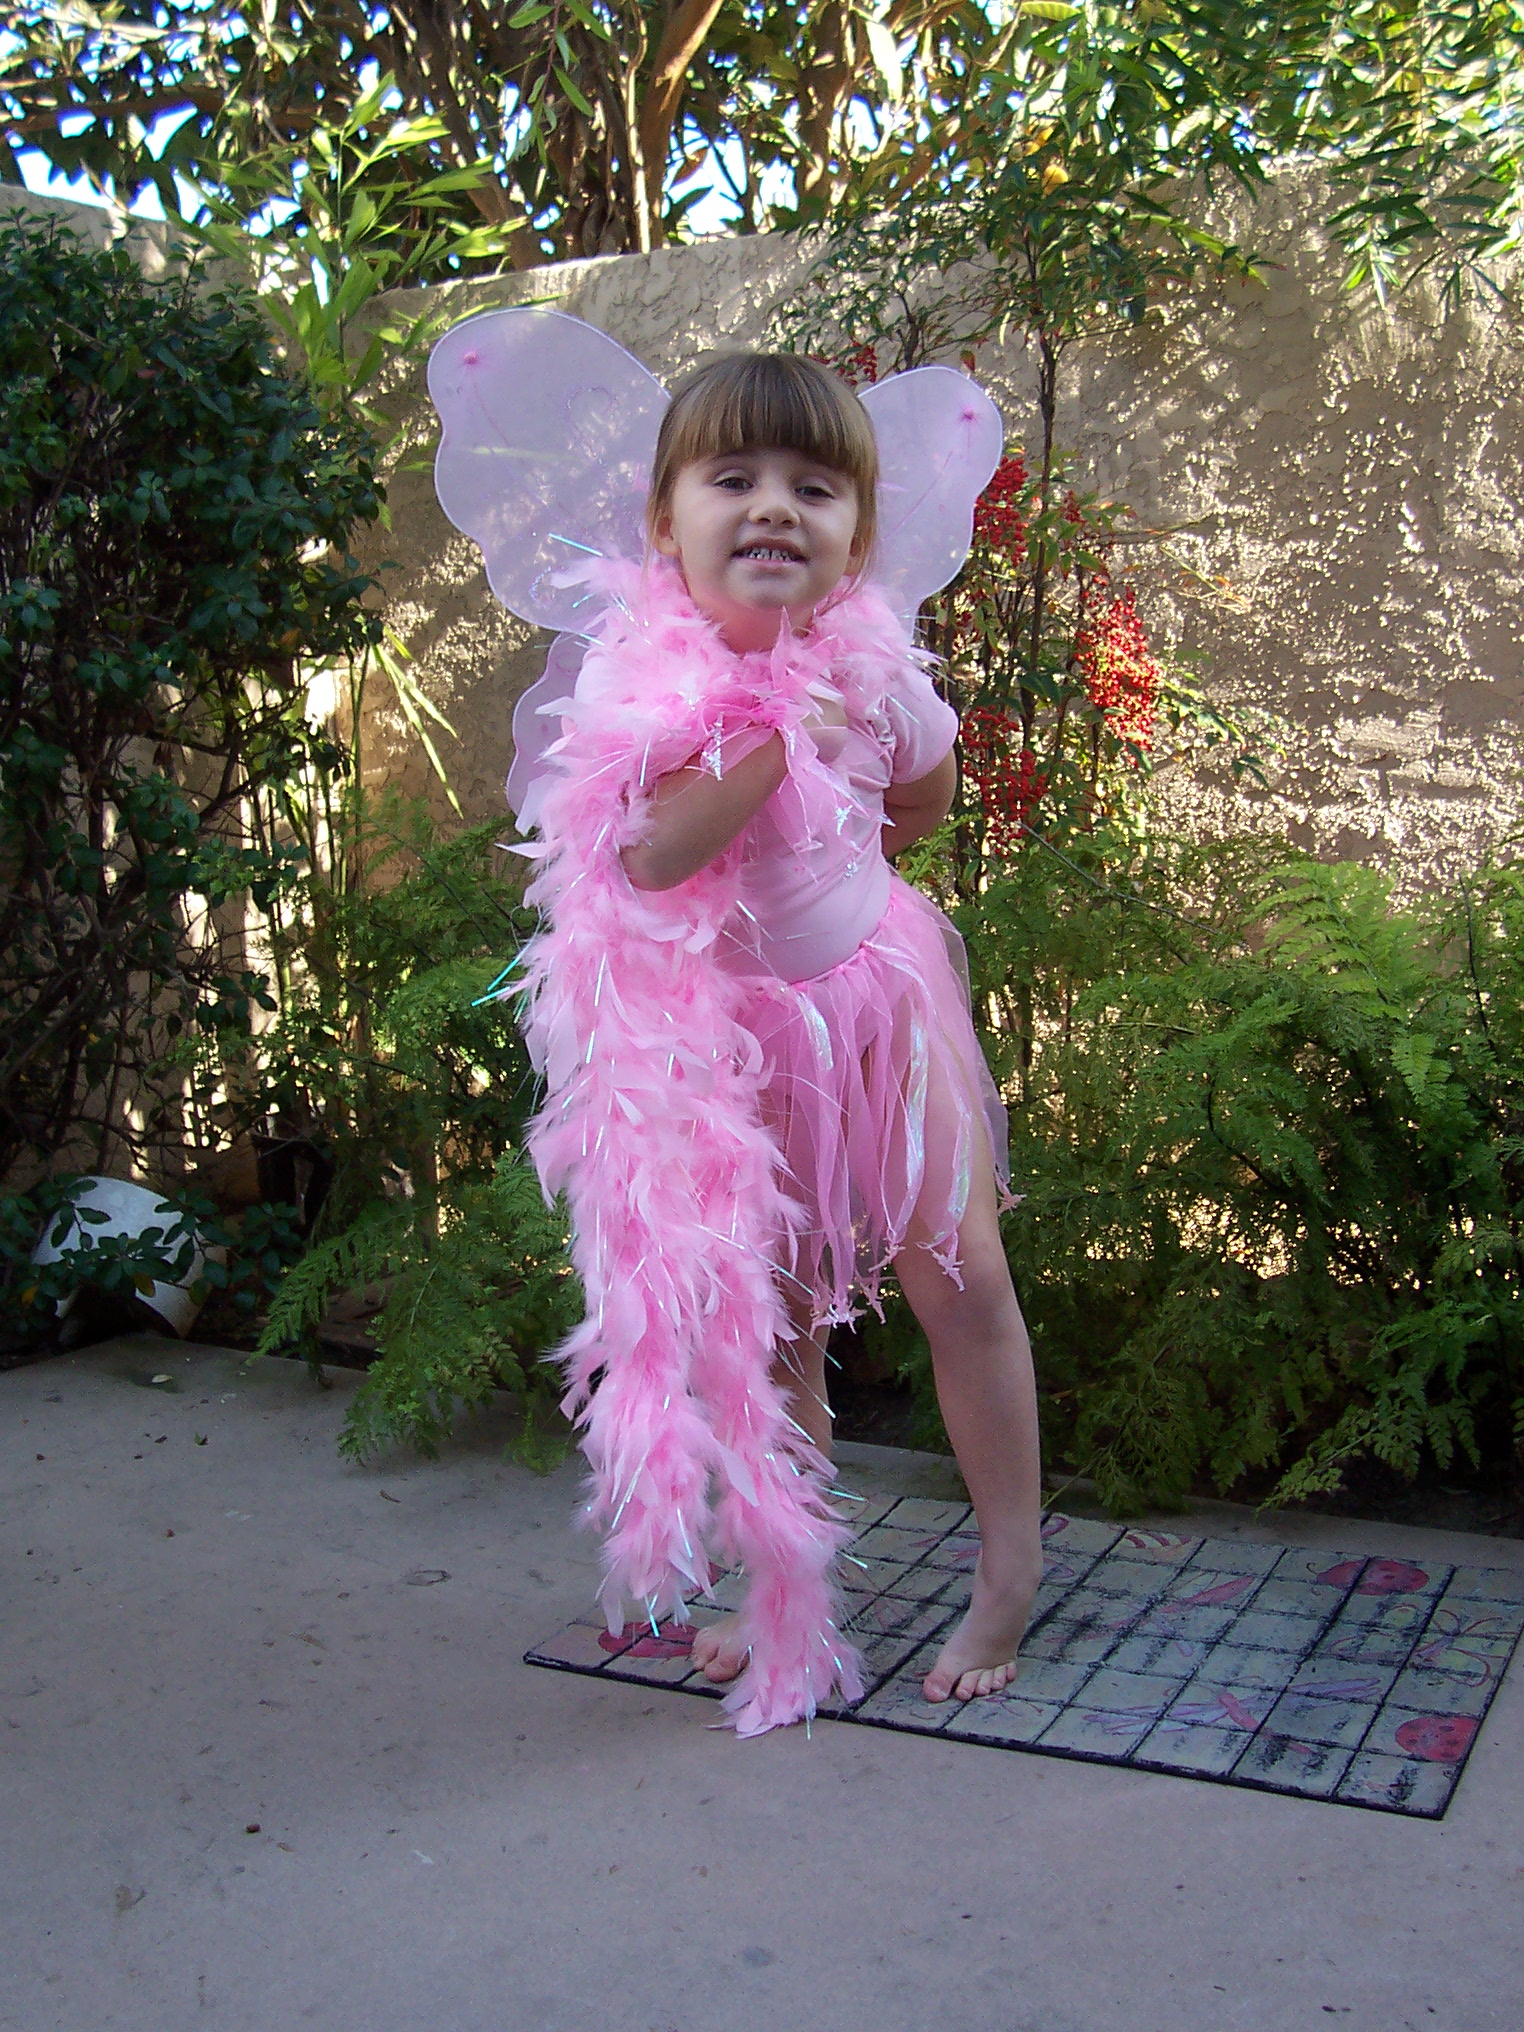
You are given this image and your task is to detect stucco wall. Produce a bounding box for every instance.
[361,170,1524,890]
[14,180,1522,887]
[1,185,196,279]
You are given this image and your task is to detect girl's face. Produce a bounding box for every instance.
[652,447,862,652]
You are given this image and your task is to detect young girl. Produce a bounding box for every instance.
[506,348,1042,1736]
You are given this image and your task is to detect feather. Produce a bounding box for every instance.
[515,561,1004,1732]
[516,562,876,1729]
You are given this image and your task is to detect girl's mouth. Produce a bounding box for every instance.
[736,544,804,563]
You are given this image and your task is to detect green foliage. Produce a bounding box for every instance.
[184,77,514,442]
[241,801,541,1231]
[0,212,380,1180]
[903,832,1524,1514]
[0,2,1013,268]
[256,1155,578,1466]
[194,1198,309,1325]
[795,0,1524,376]
[210,800,575,1460]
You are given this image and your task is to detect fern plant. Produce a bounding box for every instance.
[257,1154,578,1464]
[892,828,1524,1515]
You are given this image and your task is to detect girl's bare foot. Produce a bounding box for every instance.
[922,1555,1038,1703]
[690,1612,751,1684]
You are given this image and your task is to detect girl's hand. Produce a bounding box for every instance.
[621,733,787,892]
[801,689,849,764]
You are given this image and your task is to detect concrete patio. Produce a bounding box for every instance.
[4,1335,1521,2032]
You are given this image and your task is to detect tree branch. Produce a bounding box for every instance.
[637,0,726,246]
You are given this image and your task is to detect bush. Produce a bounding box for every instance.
[258,1153,578,1465]
[0,211,381,1184]
[236,800,573,1459]
[888,829,1524,1514]
[246,802,542,1233]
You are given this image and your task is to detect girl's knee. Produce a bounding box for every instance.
[908,1244,1020,1345]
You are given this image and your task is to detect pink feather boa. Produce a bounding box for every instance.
[515,564,926,1734]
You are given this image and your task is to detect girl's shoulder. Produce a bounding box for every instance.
[813,585,943,720]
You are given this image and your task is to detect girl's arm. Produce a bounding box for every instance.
[621,733,786,892]
[882,749,956,859]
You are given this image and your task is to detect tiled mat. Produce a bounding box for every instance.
[526,1498,1524,1817]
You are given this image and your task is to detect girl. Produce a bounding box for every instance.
[510,348,1042,1736]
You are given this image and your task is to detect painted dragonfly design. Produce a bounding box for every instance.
[1411,1606,1514,1685]
[1170,1689,1276,1731]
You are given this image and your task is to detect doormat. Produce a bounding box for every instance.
[525,1497,1524,1817]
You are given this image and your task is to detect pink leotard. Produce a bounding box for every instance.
[732,662,959,983]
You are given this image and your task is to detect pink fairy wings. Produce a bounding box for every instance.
[506,630,584,840]
[859,365,1005,624]
[429,308,666,638]
[427,307,1003,825]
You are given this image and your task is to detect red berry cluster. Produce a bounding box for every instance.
[1075,586,1159,750]
[810,344,880,388]
[961,706,1047,852]
[972,454,1029,558]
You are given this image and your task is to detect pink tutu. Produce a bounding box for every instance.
[735,877,1010,1326]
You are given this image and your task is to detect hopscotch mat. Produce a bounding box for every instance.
[525,1497,1524,1817]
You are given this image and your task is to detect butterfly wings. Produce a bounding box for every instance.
[429,307,668,637]
[504,630,586,836]
[860,365,1004,622]
[428,310,1005,823]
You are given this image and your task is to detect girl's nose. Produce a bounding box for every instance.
[748,481,799,524]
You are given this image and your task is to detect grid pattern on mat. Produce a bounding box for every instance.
[525,1498,1524,1817]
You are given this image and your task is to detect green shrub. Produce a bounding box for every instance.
[890,830,1524,1514]
[257,1154,578,1466]
[244,801,542,1234]
[232,800,573,1458]
[0,211,380,1184]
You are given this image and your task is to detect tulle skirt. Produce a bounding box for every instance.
[734,877,1010,1326]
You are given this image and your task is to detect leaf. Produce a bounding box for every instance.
[863,19,903,100]
[556,68,595,118]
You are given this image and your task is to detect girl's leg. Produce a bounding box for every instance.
[690,1295,830,1684]
[894,1130,1043,1703]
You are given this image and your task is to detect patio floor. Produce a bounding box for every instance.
[5,1335,1522,2032]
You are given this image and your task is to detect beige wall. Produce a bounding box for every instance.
[2,184,198,279]
[1050,175,1524,879]
[15,179,1523,889]
[361,169,1524,892]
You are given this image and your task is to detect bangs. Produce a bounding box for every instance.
[648,352,879,561]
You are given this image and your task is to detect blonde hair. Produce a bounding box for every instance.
[646,351,878,567]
